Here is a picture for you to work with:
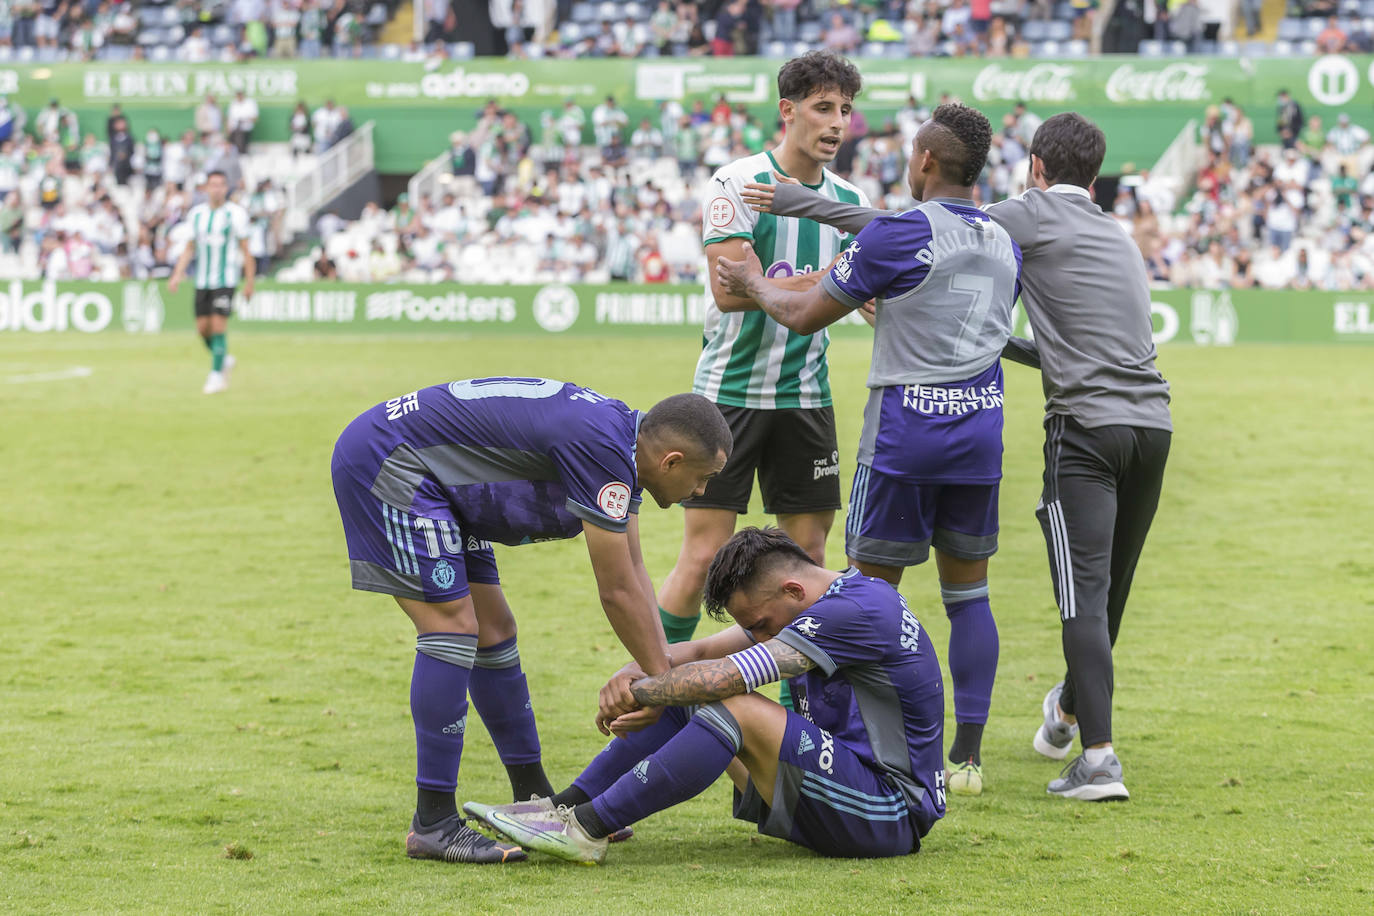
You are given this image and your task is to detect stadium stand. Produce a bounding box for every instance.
[1,1,1372,288]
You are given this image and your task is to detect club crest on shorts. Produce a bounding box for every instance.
[431,558,457,590]
[598,482,632,520]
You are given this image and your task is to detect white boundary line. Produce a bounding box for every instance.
[4,366,93,384]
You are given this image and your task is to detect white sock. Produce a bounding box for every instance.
[1083,745,1113,766]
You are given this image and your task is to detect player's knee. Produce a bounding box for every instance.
[693,701,744,753]
[396,594,478,634]
[680,539,724,576]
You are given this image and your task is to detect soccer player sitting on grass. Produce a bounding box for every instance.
[331,379,730,863]
[464,527,946,864]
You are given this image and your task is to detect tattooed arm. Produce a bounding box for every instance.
[628,639,818,707]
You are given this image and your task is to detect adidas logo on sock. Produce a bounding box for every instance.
[632,760,650,784]
[797,732,816,755]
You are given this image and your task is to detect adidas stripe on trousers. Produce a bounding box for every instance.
[1035,414,1171,749]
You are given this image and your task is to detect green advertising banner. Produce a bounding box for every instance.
[3,54,1374,172]
[3,279,1373,344]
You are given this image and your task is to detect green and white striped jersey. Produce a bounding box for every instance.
[695,150,868,409]
[186,202,251,290]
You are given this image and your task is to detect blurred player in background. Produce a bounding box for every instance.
[465,528,945,865]
[718,103,1022,797]
[331,379,730,863]
[658,51,870,680]
[754,112,1171,802]
[167,170,254,395]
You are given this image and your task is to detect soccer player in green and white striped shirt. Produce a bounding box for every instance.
[169,170,255,394]
[657,51,869,651]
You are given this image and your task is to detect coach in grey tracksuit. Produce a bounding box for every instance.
[762,112,1170,801]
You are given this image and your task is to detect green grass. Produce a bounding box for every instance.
[1,332,1371,914]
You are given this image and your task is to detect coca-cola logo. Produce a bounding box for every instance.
[1105,63,1210,103]
[972,64,1075,103]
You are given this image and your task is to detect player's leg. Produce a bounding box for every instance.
[760,407,842,567]
[209,295,231,377]
[1034,417,1125,800]
[468,554,556,802]
[843,461,935,585]
[468,704,729,863]
[761,406,841,709]
[656,507,738,642]
[658,405,761,643]
[932,483,1001,795]
[1102,428,1170,652]
[729,700,920,858]
[330,450,523,861]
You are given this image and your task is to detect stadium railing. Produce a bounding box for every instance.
[285,121,376,236]
[408,149,452,212]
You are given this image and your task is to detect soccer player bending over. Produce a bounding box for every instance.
[331,379,730,863]
[464,527,946,865]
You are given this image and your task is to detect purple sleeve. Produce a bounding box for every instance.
[773,595,884,675]
[550,438,640,533]
[820,211,933,309]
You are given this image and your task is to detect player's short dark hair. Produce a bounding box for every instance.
[923,102,992,187]
[1029,112,1105,189]
[640,393,732,463]
[206,169,228,181]
[703,527,813,621]
[776,50,862,103]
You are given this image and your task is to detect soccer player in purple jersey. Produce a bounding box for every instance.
[331,379,730,863]
[463,528,946,864]
[715,105,1022,796]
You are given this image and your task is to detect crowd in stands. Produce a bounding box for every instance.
[301,91,1032,286]
[305,89,1374,292]
[0,92,359,281]
[475,0,1098,61]
[3,61,1373,290]
[0,0,400,62]
[1116,92,1374,290]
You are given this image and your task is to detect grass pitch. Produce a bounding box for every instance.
[0,331,1371,914]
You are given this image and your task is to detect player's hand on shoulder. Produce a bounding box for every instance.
[741,169,798,213]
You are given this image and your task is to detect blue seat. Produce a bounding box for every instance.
[1045,19,1072,40]
[764,39,788,57]
[1138,38,1164,55]
[572,3,596,23]
[1276,18,1305,41]
[1033,39,1060,57]
[1062,38,1089,56]
[1022,20,1049,41]
[451,41,475,59]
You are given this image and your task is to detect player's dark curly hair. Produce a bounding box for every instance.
[1029,112,1106,189]
[703,527,814,621]
[777,50,863,103]
[641,393,732,462]
[928,102,992,187]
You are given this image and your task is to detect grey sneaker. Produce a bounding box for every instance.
[405,812,527,864]
[1033,682,1079,760]
[1047,752,1130,801]
[474,803,608,866]
[466,796,634,843]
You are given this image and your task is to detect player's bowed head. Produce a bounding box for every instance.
[634,393,732,508]
[702,526,831,641]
